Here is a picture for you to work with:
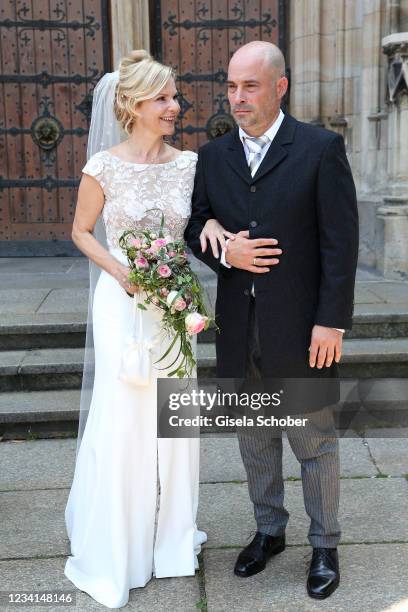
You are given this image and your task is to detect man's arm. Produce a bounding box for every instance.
[184,148,220,274]
[308,134,358,368]
[314,134,359,330]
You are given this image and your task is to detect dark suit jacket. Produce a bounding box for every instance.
[184,113,359,386]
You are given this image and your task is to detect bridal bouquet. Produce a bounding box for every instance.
[118,211,212,378]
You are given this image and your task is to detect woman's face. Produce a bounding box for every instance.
[134,78,180,136]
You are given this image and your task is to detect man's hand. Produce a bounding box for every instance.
[225,230,282,273]
[200,219,236,258]
[309,325,343,368]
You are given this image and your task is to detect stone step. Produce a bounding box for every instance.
[339,337,408,377]
[1,309,408,350]
[0,315,86,350]
[0,315,218,351]
[0,390,80,439]
[0,348,85,392]
[1,379,407,440]
[1,338,408,394]
[0,345,215,393]
[346,310,408,340]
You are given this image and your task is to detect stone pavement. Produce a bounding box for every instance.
[0,433,407,611]
[1,256,408,317]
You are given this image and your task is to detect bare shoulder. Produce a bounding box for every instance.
[164,144,197,162]
[164,144,184,161]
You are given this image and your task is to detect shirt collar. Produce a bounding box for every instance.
[239,109,285,146]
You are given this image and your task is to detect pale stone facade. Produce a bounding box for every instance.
[289,0,408,278]
[109,0,150,66]
[109,0,408,278]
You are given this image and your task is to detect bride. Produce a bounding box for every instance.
[64,50,231,609]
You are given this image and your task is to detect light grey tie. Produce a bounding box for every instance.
[244,135,270,175]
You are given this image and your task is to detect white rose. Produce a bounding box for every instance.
[166,291,179,308]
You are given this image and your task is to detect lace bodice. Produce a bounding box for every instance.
[82,149,198,249]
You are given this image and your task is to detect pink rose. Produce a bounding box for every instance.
[166,290,186,312]
[158,264,171,278]
[135,257,149,269]
[185,312,208,336]
[168,250,177,258]
[153,238,167,248]
[130,237,142,248]
[174,297,187,311]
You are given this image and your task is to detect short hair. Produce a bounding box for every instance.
[263,45,286,77]
[114,50,175,134]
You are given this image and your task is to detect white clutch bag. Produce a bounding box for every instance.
[118,296,157,387]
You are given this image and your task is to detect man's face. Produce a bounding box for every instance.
[227,52,287,135]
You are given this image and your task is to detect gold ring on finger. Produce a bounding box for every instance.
[253,257,257,266]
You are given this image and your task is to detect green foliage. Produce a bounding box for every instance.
[119,212,213,377]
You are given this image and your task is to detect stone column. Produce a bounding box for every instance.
[356,1,387,268]
[376,196,408,278]
[382,32,408,193]
[376,32,408,278]
[109,0,150,68]
[328,0,347,135]
[360,1,384,193]
[289,0,323,124]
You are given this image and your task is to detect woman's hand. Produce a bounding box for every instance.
[200,219,236,258]
[113,264,140,295]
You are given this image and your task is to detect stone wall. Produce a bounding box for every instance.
[289,0,408,277]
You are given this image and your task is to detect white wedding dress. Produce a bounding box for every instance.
[64,149,206,609]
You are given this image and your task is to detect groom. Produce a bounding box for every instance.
[185,41,359,599]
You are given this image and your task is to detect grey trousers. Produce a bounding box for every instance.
[236,297,341,548]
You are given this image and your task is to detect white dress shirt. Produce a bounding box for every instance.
[219,111,344,333]
[239,109,285,175]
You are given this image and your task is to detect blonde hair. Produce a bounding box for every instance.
[114,50,175,134]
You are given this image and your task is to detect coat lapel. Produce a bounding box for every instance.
[223,129,252,185]
[252,114,297,183]
[220,114,298,184]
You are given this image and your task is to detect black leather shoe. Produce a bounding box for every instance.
[307,547,340,599]
[234,532,285,577]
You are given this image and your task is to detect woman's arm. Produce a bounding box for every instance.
[72,174,138,294]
